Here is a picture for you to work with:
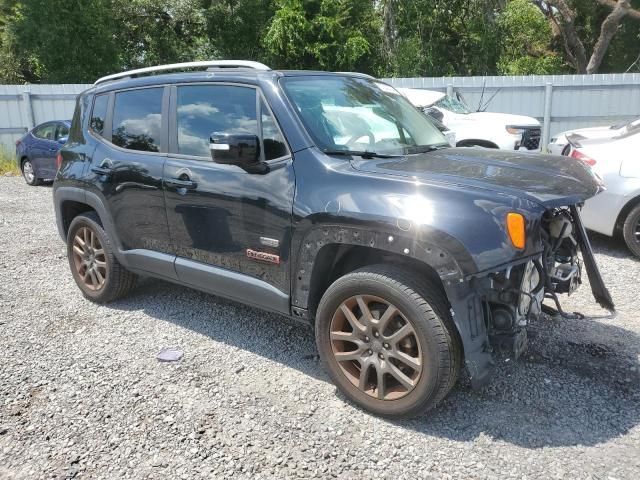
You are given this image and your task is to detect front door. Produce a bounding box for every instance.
[31,123,59,178]
[163,83,294,302]
[87,87,173,256]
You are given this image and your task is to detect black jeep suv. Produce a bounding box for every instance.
[53,61,613,418]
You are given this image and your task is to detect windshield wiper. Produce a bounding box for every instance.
[405,144,450,154]
[322,149,400,159]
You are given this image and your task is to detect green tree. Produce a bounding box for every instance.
[380,0,502,77]
[203,0,276,61]
[264,0,383,73]
[113,0,211,69]
[497,0,567,74]
[8,0,121,83]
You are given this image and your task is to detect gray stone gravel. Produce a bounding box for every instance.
[0,176,639,479]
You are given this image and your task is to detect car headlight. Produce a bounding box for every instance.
[506,126,525,135]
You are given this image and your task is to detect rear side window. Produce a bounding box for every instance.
[90,94,108,136]
[112,88,164,152]
[176,85,257,157]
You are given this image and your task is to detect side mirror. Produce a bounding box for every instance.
[210,133,260,169]
[423,107,444,122]
[58,136,68,145]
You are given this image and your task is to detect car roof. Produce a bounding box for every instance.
[397,88,446,108]
[91,69,377,94]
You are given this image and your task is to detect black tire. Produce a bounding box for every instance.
[21,158,41,186]
[66,212,137,303]
[315,264,461,418]
[622,204,640,258]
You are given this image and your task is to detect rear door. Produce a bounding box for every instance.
[163,83,295,305]
[87,87,174,262]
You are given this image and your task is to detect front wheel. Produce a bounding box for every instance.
[622,204,640,258]
[315,265,461,418]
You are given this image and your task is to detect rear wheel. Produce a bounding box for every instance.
[67,212,137,303]
[21,159,40,186]
[315,265,461,418]
[622,204,640,258]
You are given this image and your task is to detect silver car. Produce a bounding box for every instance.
[549,117,640,156]
[566,123,640,257]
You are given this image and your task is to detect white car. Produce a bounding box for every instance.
[548,117,640,155]
[398,88,541,151]
[566,126,640,257]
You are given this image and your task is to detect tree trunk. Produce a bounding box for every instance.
[588,0,639,73]
[545,0,588,73]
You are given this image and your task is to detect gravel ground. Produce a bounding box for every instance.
[1,176,639,479]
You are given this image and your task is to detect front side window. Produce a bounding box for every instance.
[55,123,69,141]
[34,124,56,140]
[90,94,109,136]
[112,88,163,152]
[281,76,447,156]
[177,85,257,157]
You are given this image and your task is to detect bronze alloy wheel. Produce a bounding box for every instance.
[72,226,107,291]
[330,294,423,401]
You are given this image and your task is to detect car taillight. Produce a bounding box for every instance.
[56,152,63,170]
[15,139,21,147]
[570,148,596,166]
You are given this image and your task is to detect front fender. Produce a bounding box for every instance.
[290,222,473,310]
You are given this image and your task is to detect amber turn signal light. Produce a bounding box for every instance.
[506,212,526,249]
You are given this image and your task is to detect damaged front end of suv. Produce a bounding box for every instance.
[412,153,616,389]
[348,145,615,390]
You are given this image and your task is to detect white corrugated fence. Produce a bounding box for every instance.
[1,74,639,152]
[0,84,91,151]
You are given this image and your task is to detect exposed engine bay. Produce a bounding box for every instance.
[483,205,615,359]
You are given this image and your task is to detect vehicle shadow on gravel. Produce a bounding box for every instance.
[403,313,640,449]
[107,277,640,450]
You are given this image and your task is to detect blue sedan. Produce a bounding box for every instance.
[16,120,70,185]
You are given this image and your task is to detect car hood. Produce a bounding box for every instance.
[350,148,601,207]
[464,111,540,127]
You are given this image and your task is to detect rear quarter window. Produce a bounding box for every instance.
[90,94,109,136]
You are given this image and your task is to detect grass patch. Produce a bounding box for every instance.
[0,147,20,176]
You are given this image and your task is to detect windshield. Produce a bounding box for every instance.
[281,76,448,156]
[434,95,472,114]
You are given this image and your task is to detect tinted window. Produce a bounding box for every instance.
[90,94,108,136]
[34,124,56,140]
[260,98,288,160]
[55,123,69,141]
[112,88,163,152]
[177,85,257,157]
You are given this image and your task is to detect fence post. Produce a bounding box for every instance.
[21,88,35,131]
[446,84,454,97]
[541,82,553,153]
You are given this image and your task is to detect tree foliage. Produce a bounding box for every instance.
[497,0,567,74]
[0,0,638,83]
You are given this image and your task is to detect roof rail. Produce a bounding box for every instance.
[335,72,376,80]
[94,60,271,85]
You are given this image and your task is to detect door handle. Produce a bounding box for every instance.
[165,178,198,190]
[91,158,113,175]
